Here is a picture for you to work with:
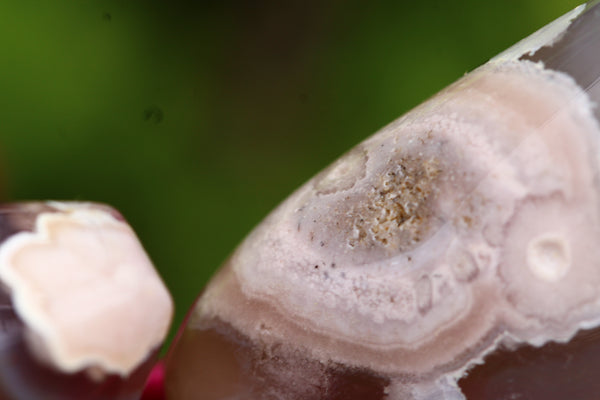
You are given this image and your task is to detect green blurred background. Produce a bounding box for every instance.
[0,0,582,347]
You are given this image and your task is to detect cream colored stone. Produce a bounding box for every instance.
[0,203,173,377]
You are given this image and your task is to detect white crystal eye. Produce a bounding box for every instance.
[526,233,570,282]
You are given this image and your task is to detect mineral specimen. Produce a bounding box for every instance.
[165,2,600,399]
[0,202,173,400]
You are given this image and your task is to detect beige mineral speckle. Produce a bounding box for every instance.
[352,155,442,251]
[0,203,173,377]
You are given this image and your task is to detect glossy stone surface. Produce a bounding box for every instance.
[166,2,600,399]
[459,326,600,399]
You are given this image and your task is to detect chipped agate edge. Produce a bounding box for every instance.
[191,4,600,399]
[0,202,173,377]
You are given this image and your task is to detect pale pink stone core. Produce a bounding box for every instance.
[0,203,173,377]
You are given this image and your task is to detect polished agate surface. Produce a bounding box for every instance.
[166,2,600,399]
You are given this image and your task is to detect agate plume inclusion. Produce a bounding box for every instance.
[166,3,600,399]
